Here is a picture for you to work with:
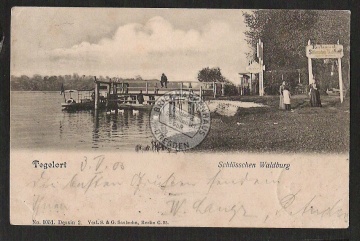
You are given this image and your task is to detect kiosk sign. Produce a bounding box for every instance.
[246,61,262,74]
[306,44,344,58]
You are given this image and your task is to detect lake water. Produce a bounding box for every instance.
[11,91,154,151]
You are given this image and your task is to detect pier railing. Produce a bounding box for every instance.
[93,77,226,109]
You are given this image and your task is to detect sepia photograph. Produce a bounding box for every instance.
[9,7,350,228]
[10,8,349,153]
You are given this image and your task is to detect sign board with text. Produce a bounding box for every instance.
[306,44,344,59]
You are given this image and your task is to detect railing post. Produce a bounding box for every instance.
[107,83,111,97]
[114,82,118,113]
[213,82,216,98]
[106,83,111,108]
[180,82,183,97]
[338,58,344,103]
[95,81,99,110]
[250,73,253,94]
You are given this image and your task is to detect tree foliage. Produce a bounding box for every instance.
[10,74,158,91]
[197,67,229,83]
[243,10,350,93]
[197,67,238,96]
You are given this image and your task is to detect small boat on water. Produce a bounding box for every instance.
[62,98,94,111]
[116,94,154,111]
[61,90,106,111]
[117,103,153,111]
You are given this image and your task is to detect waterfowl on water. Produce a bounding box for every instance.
[106,109,116,114]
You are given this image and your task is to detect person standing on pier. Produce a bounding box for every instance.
[137,90,144,104]
[154,83,159,94]
[124,83,129,94]
[160,73,168,88]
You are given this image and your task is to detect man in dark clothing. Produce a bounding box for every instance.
[137,90,144,104]
[160,73,168,88]
[124,83,129,94]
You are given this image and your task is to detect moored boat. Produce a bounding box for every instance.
[61,90,105,111]
[117,103,153,111]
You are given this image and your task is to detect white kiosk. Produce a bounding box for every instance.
[257,39,265,96]
[243,39,265,96]
[306,40,345,102]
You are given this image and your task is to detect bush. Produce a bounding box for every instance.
[224,84,239,96]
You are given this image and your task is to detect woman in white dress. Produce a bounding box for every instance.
[283,87,291,111]
[279,81,286,110]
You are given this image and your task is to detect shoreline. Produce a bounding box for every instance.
[193,95,349,153]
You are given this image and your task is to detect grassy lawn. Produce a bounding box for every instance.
[193,95,349,153]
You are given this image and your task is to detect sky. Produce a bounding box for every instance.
[11,7,252,84]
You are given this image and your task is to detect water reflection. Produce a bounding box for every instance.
[11,92,167,151]
[89,109,153,150]
[92,109,100,149]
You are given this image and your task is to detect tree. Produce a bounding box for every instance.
[197,67,238,96]
[243,10,350,93]
[311,11,350,91]
[244,10,317,71]
[197,67,227,83]
[135,75,143,81]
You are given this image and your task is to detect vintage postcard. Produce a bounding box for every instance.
[10,8,350,228]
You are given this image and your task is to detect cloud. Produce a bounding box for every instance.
[45,16,249,83]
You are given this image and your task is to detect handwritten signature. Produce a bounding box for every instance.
[164,196,256,222]
[279,190,348,221]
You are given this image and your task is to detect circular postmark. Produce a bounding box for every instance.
[150,90,210,151]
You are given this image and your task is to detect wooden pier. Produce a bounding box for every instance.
[93,77,226,111]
